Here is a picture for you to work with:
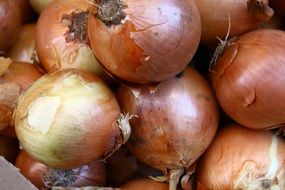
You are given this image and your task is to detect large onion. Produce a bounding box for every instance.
[196,124,285,189]
[194,0,274,45]
[88,0,201,84]
[210,29,285,130]
[15,69,131,169]
[117,67,219,190]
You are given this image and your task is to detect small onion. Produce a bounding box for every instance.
[15,69,132,169]
[7,23,36,64]
[196,124,285,189]
[35,0,114,86]
[0,57,43,134]
[28,0,54,14]
[121,178,169,190]
[88,0,201,84]
[210,29,285,130]
[194,0,274,45]
[117,67,219,190]
[0,135,19,163]
[0,0,22,52]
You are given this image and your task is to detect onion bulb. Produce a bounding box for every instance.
[15,69,132,169]
[28,0,54,14]
[0,57,43,134]
[7,23,36,64]
[88,0,201,84]
[196,124,285,189]
[0,0,21,52]
[194,0,274,45]
[117,67,219,190]
[210,29,285,130]
[121,178,169,190]
[36,0,114,85]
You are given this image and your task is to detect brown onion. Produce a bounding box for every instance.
[270,0,285,17]
[0,58,43,134]
[0,135,19,163]
[0,0,21,52]
[7,23,36,64]
[210,29,285,130]
[194,0,274,45]
[117,67,219,190]
[15,69,132,169]
[28,0,54,14]
[36,0,114,86]
[121,178,169,190]
[196,124,285,189]
[88,0,201,84]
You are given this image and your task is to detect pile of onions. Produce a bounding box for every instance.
[0,0,21,52]
[270,0,285,17]
[194,0,274,45]
[7,23,36,64]
[196,124,285,189]
[210,29,285,130]
[0,135,19,163]
[35,0,114,86]
[15,150,106,189]
[117,67,219,190]
[28,0,54,14]
[14,69,132,169]
[0,57,43,135]
[88,0,201,84]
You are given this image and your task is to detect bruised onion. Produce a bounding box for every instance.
[194,0,274,45]
[7,24,36,64]
[117,67,219,190]
[0,57,43,134]
[196,124,285,189]
[88,0,201,84]
[210,29,285,130]
[35,0,114,86]
[15,69,132,169]
[121,178,169,190]
[0,0,21,52]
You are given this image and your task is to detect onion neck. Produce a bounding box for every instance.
[169,169,184,190]
[96,0,127,26]
[247,0,274,22]
[117,113,135,144]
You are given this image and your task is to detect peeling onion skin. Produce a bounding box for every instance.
[210,29,285,130]
[14,69,124,169]
[194,0,274,45]
[117,67,219,189]
[0,0,21,52]
[196,124,285,190]
[88,0,201,84]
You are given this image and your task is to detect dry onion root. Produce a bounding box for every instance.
[117,67,219,190]
[14,69,132,169]
[196,124,285,189]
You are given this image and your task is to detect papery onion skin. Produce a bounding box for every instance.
[0,58,43,135]
[117,67,218,189]
[196,124,285,190]
[194,0,273,45]
[15,69,125,169]
[0,0,21,52]
[210,29,285,130]
[121,178,169,190]
[0,135,19,163]
[88,0,201,84]
[7,24,36,64]
[36,0,115,86]
[28,0,54,14]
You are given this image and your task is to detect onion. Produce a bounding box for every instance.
[270,0,285,17]
[0,57,43,135]
[35,0,114,86]
[7,24,36,64]
[121,178,169,190]
[116,67,219,190]
[0,0,21,52]
[88,0,201,84]
[14,69,132,169]
[194,0,274,45]
[28,0,54,14]
[16,150,106,189]
[196,124,285,189]
[0,135,19,163]
[210,29,285,130]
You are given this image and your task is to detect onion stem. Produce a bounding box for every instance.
[169,169,184,190]
[117,113,136,144]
